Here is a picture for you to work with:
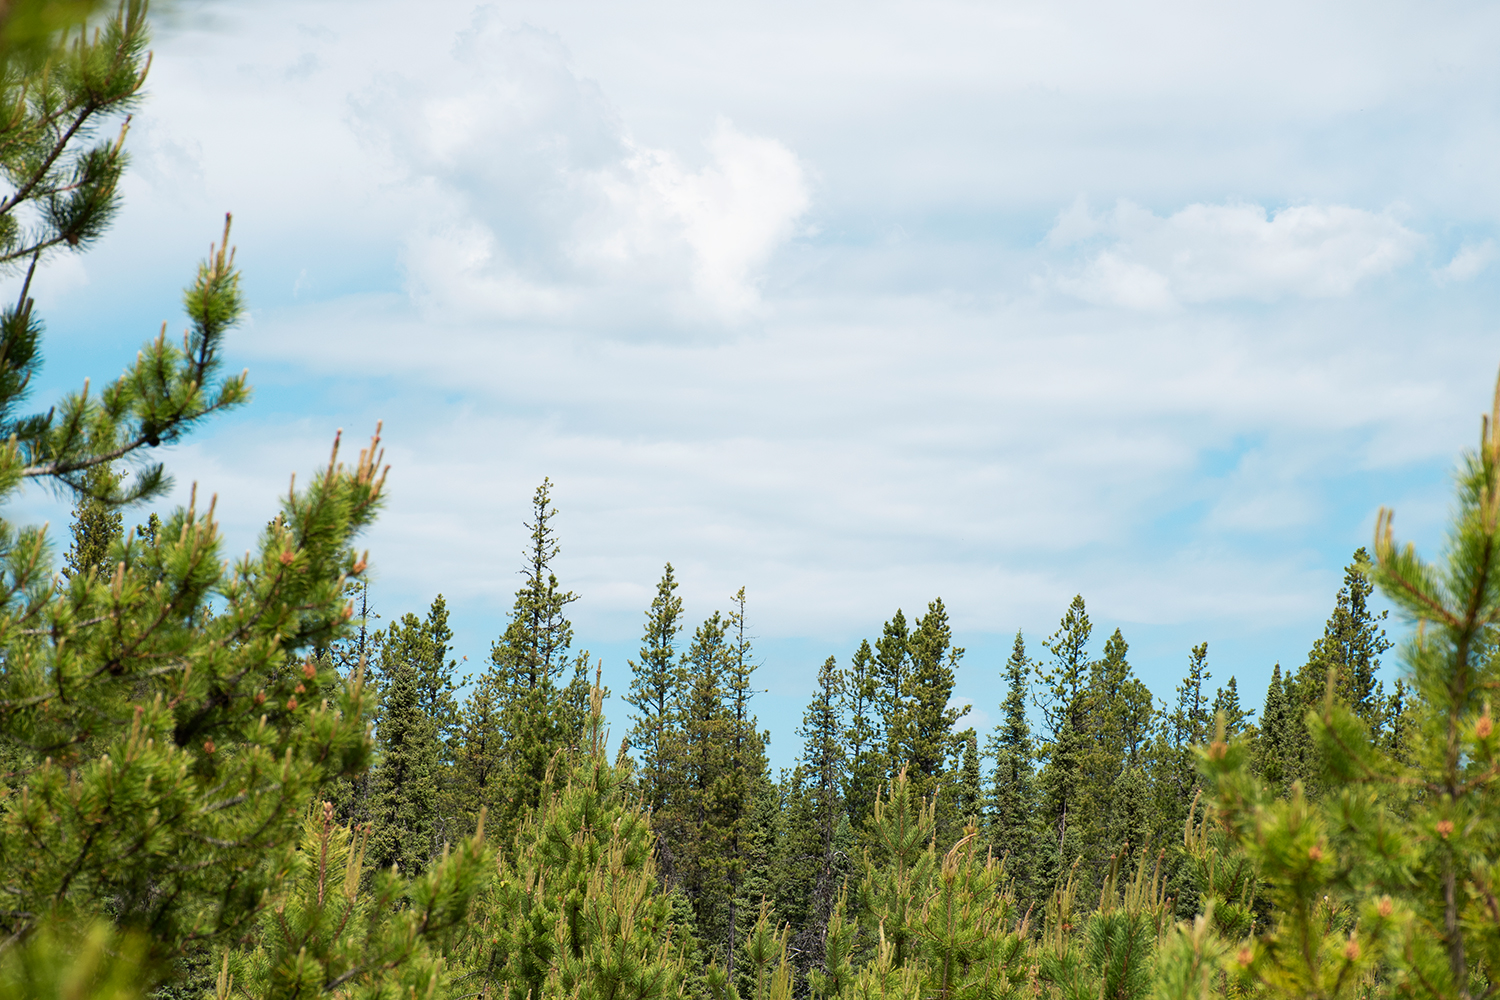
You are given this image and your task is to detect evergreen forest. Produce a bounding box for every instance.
[2,4,1499,1000]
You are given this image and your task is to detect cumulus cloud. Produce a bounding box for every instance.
[1046,200,1421,309]
[358,12,809,325]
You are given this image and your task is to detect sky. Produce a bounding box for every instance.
[14,0,1500,769]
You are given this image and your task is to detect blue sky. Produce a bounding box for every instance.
[16,0,1500,769]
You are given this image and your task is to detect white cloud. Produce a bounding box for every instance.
[358,13,809,325]
[1437,239,1497,283]
[1046,200,1421,309]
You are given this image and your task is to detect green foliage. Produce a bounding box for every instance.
[627,562,686,815]
[987,631,1037,887]
[907,599,967,807]
[455,685,687,1000]
[62,462,123,579]
[1037,595,1094,882]
[368,654,439,879]
[1163,374,1500,1000]
[0,918,155,999]
[843,638,883,832]
[215,801,489,1000]
[1039,849,1171,1000]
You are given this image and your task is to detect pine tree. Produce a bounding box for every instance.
[1081,628,1155,878]
[842,638,883,833]
[489,480,585,846]
[1254,662,1293,795]
[1036,595,1093,881]
[454,685,687,1000]
[0,8,476,995]
[214,801,490,1000]
[626,563,686,816]
[0,112,376,1000]
[955,728,981,825]
[907,598,967,811]
[61,462,124,580]
[369,658,440,878]
[1304,547,1392,730]
[1211,676,1252,737]
[492,478,580,692]
[794,655,848,967]
[380,596,461,850]
[674,610,736,949]
[874,610,912,780]
[723,586,770,979]
[987,631,1037,891]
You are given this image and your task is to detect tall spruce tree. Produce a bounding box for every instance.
[1304,547,1392,729]
[956,727,982,824]
[626,563,686,817]
[722,586,770,979]
[987,631,1037,883]
[842,638,883,833]
[906,598,967,811]
[489,480,585,845]
[673,610,736,948]
[378,597,460,851]
[1081,628,1154,881]
[794,654,848,966]
[1254,662,1293,795]
[874,609,912,779]
[1036,595,1093,881]
[61,462,124,580]
[369,658,440,878]
[1148,640,1213,900]
[1211,676,1252,736]
[492,478,580,691]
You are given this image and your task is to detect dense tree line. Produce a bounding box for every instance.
[4,4,1500,1000]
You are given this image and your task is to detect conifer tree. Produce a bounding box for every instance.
[795,654,849,966]
[1080,628,1154,880]
[955,728,981,825]
[723,587,770,979]
[492,478,580,692]
[488,480,585,846]
[907,599,967,809]
[1211,676,1252,737]
[369,658,440,877]
[674,609,736,948]
[61,462,123,580]
[1304,547,1392,729]
[1152,642,1212,827]
[987,631,1037,889]
[1254,662,1293,795]
[627,563,687,816]
[379,596,461,848]
[843,638,883,832]
[0,6,482,995]
[455,683,688,1000]
[1271,548,1397,800]
[874,610,912,780]
[454,669,505,833]
[214,801,490,1000]
[1036,595,1093,880]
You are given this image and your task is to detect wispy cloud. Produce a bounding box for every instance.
[1436,240,1497,284]
[1045,200,1422,310]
